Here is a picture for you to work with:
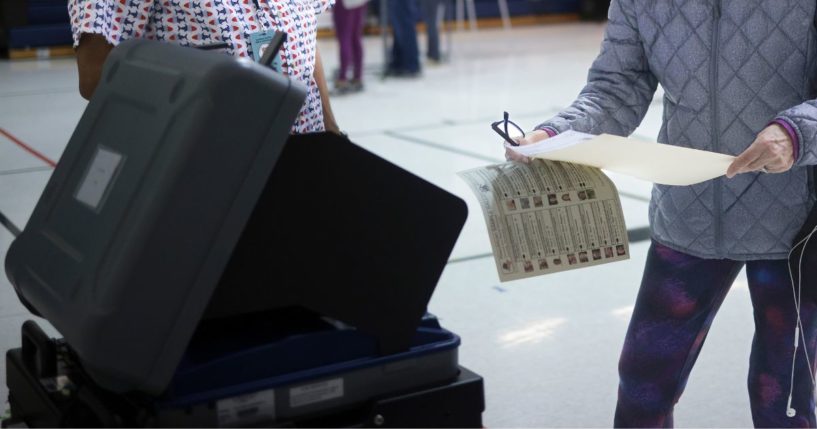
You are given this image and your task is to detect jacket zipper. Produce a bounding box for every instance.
[711,0,723,256]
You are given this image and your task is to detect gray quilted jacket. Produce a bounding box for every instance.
[539,0,817,260]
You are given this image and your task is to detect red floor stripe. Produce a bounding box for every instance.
[0,127,57,168]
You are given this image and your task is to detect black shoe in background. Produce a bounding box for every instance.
[384,68,422,78]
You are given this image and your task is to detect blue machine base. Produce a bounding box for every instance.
[160,312,461,414]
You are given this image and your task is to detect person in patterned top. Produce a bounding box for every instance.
[69,0,340,134]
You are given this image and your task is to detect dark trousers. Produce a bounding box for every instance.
[615,241,817,427]
[388,0,420,73]
[420,0,444,60]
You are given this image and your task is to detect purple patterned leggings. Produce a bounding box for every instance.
[332,0,366,81]
[615,241,817,427]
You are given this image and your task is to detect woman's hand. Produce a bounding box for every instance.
[726,124,794,178]
[504,129,552,163]
[324,118,341,135]
[76,33,114,100]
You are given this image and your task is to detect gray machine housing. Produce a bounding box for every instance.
[5,39,306,395]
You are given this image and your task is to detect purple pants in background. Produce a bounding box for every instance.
[332,0,366,81]
[615,241,817,428]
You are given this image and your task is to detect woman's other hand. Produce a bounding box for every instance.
[76,33,114,100]
[726,124,794,178]
[504,129,552,163]
[324,119,342,135]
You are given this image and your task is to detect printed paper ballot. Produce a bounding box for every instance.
[507,131,736,186]
[459,161,630,281]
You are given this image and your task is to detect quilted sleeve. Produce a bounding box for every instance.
[776,102,817,167]
[535,0,657,136]
[69,0,155,48]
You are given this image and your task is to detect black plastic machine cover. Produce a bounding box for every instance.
[5,39,469,396]
[5,39,306,394]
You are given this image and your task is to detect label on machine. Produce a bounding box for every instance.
[75,146,124,211]
[216,389,276,427]
[289,378,344,408]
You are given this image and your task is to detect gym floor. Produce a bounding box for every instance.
[0,23,757,427]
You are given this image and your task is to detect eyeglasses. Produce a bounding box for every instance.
[491,111,525,147]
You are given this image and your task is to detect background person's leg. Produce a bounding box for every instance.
[420,0,442,61]
[388,0,420,73]
[332,2,353,82]
[746,260,817,428]
[615,241,744,427]
[387,0,404,71]
[350,6,366,81]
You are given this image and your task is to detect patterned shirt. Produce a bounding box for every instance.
[69,0,333,133]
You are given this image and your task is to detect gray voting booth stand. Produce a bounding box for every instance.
[3,39,484,427]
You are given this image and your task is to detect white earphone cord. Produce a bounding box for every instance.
[785,225,817,418]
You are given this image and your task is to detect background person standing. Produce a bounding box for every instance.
[332,0,368,93]
[69,0,340,134]
[386,0,420,76]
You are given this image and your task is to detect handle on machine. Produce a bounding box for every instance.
[21,320,56,378]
